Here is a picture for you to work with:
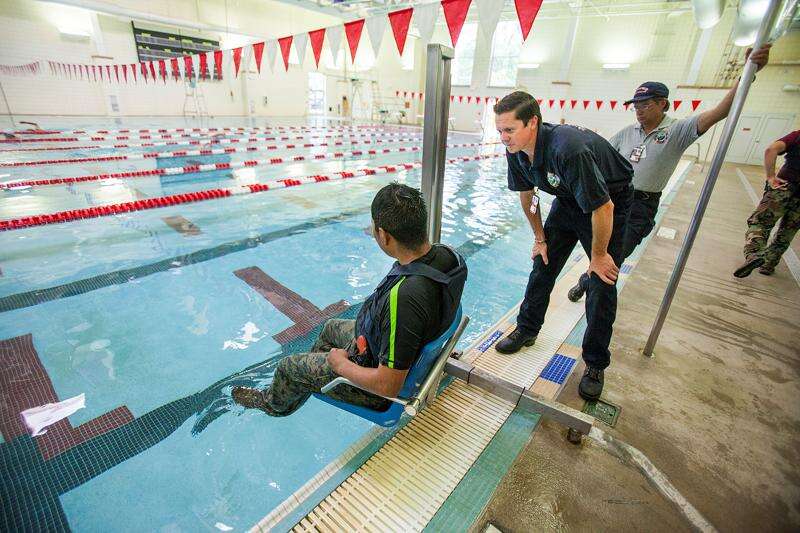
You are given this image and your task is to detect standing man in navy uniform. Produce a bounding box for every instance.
[493,91,634,401]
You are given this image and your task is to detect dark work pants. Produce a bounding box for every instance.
[517,187,632,370]
[622,190,661,259]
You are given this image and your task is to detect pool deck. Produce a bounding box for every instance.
[474,162,800,532]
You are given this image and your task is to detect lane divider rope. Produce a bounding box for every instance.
[5,124,417,136]
[0,153,503,231]
[2,143,499,189]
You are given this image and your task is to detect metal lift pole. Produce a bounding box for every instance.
[420,43,454,244]
[643,0,783,357]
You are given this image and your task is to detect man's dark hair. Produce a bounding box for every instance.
[493,91,542,127]
[371,182,428,249]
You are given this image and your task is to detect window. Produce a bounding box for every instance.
[488,21,522,87]
[308,72,326,115]
[451,23,477,86]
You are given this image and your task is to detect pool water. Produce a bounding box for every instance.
[0,117,553,532]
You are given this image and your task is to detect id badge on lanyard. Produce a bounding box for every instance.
[629,144,646,163]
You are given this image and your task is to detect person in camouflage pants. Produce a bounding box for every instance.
[741,184,800,275]
[232,318,389,416]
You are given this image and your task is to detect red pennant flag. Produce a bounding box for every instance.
[184,55,193,78]
[548,99,554,108]
[673,100,682,111]
[122,64,128,83]
[278,36,293,71]
[610,100,617,110]
[458,95,463,103]
[344,20,365,62]
[114,64,119,83]
[199,53,209,78]
[476,96,482,104]
[148,61,156,82]
[559,99,565,108]
[105,65,111,81]
[441,0,472,47]
[515,0,544,41]
[691,99,701,111]
[158,60,167,83]
[419,92,423,100]
[91,65,97,82]
[595,100,603,110]
[253,42,265,73]
[232,47,243,77]
[170,57,179,80]
[570,99,577,109]
[411,92,416,99]
[309,31,325,68]
[624,102,630,111]
[131,64,137,83]
[388,8,414,55]
[213,50,223,78]
[467,96,473,103]
[403,91,408,98]
[450,95,455,102]
[582,100,589,109]
[396,90,400,97]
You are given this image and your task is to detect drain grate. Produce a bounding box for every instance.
[582,399,621,427]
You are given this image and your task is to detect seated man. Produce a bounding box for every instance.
[232,182,467,416]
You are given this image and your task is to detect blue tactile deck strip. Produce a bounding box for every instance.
[477,330,502,352]
[538,353,577,385]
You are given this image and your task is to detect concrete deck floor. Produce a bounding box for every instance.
[472,162,800,532]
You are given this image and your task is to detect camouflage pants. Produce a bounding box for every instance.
[259,319,389,417]
[744,184,800,268]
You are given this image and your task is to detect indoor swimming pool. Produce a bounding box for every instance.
[0,117,555,531]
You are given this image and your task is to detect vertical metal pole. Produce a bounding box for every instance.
[0,78,16,129]
[421,43,454,244]
[643,0,782,357]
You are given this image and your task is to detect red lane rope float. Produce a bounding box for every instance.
[0,153,503,231]
[7,124,415,136]
[3,142,499,189]
[0,135,424,168]
[0,128,421,144]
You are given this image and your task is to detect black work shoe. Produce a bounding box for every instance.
[579,367,604,401]
[495,328,536,354]
[734,256,765,278]
[232,386,266,409]
[758,264,775,275]
[568,273,590,302]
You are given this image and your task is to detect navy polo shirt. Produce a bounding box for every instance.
[506,122,633,213]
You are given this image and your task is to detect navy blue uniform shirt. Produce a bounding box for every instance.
[506,122,633,213]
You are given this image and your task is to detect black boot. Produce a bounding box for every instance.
[568,273,590,302]
[578,367,604,401]
[733,256,764,278]
[495,327,537,354]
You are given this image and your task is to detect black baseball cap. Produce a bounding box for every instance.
[624,82,669,105]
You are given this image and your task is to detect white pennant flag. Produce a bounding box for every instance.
[326,25,343,63]
[476,0,505,43]
[366,14,387,55]
[413,3,439,44]
[266,40,278,72]
[294,32,308,66]
[177,56,186,80]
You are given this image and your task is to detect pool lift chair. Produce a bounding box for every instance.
[313,306,468,428]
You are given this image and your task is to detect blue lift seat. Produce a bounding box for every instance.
[313,306,468,427]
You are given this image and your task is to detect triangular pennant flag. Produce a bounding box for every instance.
[559,99,565,108]
[442,0,472,47]
[624,102,630,111]
[536,98,542,105]
[294,33,308,65]
[515,0,544,41]
[309,30,325,68]
[91,65,97,82]
[396,90,400,97]
[570,99,577,109]
[595,99,603,109]
[673,100,682,111]
[170,57,180,80]
[99,65,105,82]
[131,64,137,83]
[691,99,701,111]
[149,61,156,82]
[183,55,193,78]
[232,47,243,77]
[412,92,416,99]
[122,64,128,83]
[213,50,223,79]
[388,8,414,55]
[476,0,504,43]
[467,95,472,103]
[610,100,617,110]
[266,41,277,72]
[158,59,167,83]
[403,91,408,98]
[413,3,439,43]
[476,96,482,104]
[105,65,111,81]
[366,13,387,55]
[344,20,365,62]
[419,92,424,100]
[548,99,554,108]
[252,42,265,73]
[176,56,186,79]
[326,25,343,63]
[450,95,455,102]
[278,36,293,71]
[458,95,463,103]
[582,100,589,109]
[114,64,119,83]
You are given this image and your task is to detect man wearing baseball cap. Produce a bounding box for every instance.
[567,45,771,302]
